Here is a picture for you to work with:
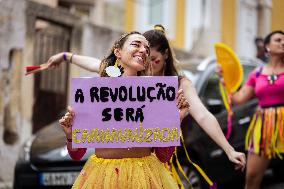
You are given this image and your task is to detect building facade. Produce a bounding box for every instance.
[93,0,284,58]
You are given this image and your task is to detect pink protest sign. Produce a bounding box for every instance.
[71,76,180,148]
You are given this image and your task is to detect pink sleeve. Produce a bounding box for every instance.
[67,145,87,161]
[245,70,256,87]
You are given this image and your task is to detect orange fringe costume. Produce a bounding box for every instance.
[246,106,284,159]
[71,154,179,189]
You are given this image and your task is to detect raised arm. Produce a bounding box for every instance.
[179,78,246,170]
[231,85,254,105]
[48,52,101,73]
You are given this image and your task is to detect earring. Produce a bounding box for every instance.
[106,59,123,77]
[265,48,271,58]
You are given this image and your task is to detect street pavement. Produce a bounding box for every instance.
[225,177,284,189]
[262,178,284,189]
[265,183,284,189]
[222,182,284,189]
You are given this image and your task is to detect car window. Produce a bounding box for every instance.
[202,71,225,115]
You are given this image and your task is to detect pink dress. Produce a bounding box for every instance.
[245,68,284,158]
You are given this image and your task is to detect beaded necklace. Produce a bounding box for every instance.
[267,73,278,85]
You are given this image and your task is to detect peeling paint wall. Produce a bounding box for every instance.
[0,0,29,184]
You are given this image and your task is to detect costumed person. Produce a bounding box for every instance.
[45,26,246,187]
[60,31,190,189]
[217,30,284,189]
[255,37,268,62]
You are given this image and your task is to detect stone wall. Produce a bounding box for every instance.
[0,0,80,185]
[0,0,27,185]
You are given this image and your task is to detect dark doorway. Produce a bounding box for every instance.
[32,19,70,133]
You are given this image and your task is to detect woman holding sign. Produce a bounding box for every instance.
[217,30,284,189]
[53,27,245,155]
[47,26,246,186]
[60,31,192,189]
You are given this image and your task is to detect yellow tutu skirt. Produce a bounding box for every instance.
[72,154,179,189]
[246,106,284,159]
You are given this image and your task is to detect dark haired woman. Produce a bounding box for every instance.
[218,30,284,189]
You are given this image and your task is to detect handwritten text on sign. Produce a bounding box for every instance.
[71,76,180,148]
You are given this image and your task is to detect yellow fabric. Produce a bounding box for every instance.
[253,114,262,154]
[72,154,179,189]
[219,82,230,110]
[245,113,256,149]
[180,135,214,187]
[219,81,233,139]
[245,106,284,159]
[175,153,190,184]
[171,163,185,189]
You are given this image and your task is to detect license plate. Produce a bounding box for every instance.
[39,172,79,186]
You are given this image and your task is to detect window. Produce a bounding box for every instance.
[134,0,176,39]
[104,0,124,30]
[148,0,164,25]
